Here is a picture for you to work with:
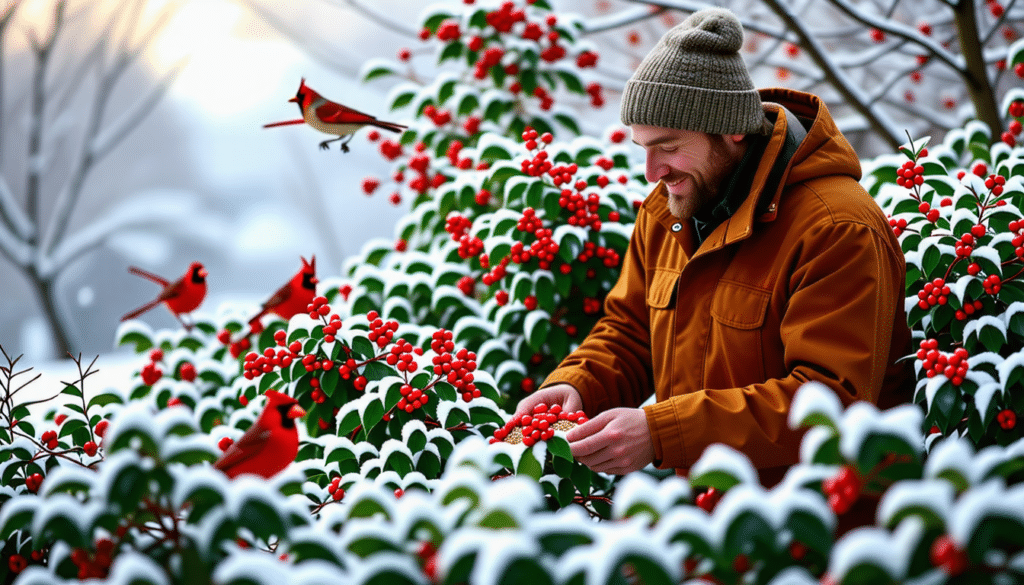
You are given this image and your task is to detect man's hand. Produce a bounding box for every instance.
[566,408,655,475]
[511,383,583,420]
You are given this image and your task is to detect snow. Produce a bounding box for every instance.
[877,480,955,527]
[828,516,926,581]
[948,480,1024,544]
[840,402,923,461]
[440,528,544,585]
[788,381,843,431]
[612,471,691,521]
[689,443,759,487]
[555,515,685,585]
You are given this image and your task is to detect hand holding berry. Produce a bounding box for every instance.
[565,407,655,475]
[511,383,583,422]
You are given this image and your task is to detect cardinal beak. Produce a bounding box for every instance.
[288,95,299,103]
[199,268,209,278]
[287,404,306,419]
[310,277,319,285]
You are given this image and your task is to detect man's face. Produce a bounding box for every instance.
[631,125,747,220]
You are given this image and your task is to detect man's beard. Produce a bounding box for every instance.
[666,136,743,220]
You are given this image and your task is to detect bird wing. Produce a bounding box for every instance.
[315,101,378,125]
[214,422,271,474]
[156,277,186,302]
[260,280,293,312]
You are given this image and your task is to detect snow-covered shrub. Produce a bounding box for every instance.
[868,84,1024,450]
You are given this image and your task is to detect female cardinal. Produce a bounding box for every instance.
[263,78,407,152]
[244,256,318,335]
[121,262,207,331]
[214,390,306,479]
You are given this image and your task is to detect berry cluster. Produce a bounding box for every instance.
[362,177,380,195]
[491,403,587,446]
[695,486,723,513]
[577,241,621,268]
[178,362,196,382]
[896,160,925,188]
[327,476,345,501]
[918,339,970,386]
[445,213,472,241]
[997,408,1017,430]
[516,207,543,233]
[954,299,984,321]
[217,329,252,359]
[822,465,861,514]
[244,346,296,380]
[40,429,58,450]
[458,234,485,259]
[485,1,526,33]
[70,539,115,580]
[430,330,479,402]
[520,133,553,177]
[480,256,510,286]
[559,185,603,230]
[24,472,42,493]
[1009,220,1024,260]
[457,275,475,296]
[379,139,403,161]
[397,384,431,413]
[984,173,1007,196]
[436,19,461,43]
[930,534,968,576]
[583,297,602,314]
[510,229,558,269]
[887,215,909,237]
[310,377,327,404]
[916,277,949,309]
[367,311,400,348]
[386,339,422,373]
[983,274,1002,295]
[140,348,164,386]
[918,200,940,223]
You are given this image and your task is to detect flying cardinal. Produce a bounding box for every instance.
[214,390,306,479]
[263,78,407,152]
[244,256,318,335]
[121,262,207,331]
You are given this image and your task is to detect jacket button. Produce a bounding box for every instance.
[671,223,683,232]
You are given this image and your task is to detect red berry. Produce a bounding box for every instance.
[218,437,234,452]
[930,535,968,576]
[8,554,27,574]
[95,420,109,438]
[524,295,538,311]
[83,441,98,457]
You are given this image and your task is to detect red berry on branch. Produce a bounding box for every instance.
[83,441,98,457]
[998,409,1017,430]
[930,535,968,576]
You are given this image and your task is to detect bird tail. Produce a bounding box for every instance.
[263,119,306,128]
[128,266,169,287]
[372,120,407,133]
[121,299,161,322]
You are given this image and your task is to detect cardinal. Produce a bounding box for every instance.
[263,78,407,152]
[121,262,207,331]
[214,390,306,479]
[243,256,318,337]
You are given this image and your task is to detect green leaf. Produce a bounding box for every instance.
[88,392,123,409]
[118,331,153,353]
[547,435,572,461]
[363,63,397,82]
[363,398,385,434]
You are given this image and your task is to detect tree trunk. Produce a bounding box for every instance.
[29,269,73,359]
[952,0,1003,141]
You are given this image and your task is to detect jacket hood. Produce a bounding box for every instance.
[760,87,862,186]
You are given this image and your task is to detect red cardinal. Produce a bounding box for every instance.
[263,78,407,152]
[214,390,306,479]
[121,262,207,331]
[244,256,318,335]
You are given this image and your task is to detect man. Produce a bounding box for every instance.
[514,8,913,486]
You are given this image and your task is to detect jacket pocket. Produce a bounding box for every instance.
[710,280,770,330]
[647,269,680,309]
[707,280,771,387]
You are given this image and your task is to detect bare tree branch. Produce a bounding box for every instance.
[579,5,669,34]
[0,175,32,241]
[0,0,26,164]
[42,3,184,259]
[25,0,67,247]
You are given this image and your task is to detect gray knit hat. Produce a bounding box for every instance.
[620,8,769,135]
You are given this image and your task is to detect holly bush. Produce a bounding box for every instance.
[4,1,1024,583]
[869,78,1024,450]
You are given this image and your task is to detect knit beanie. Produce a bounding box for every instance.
[620,8,768,135]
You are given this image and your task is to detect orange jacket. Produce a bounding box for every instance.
[543,88,913,477]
